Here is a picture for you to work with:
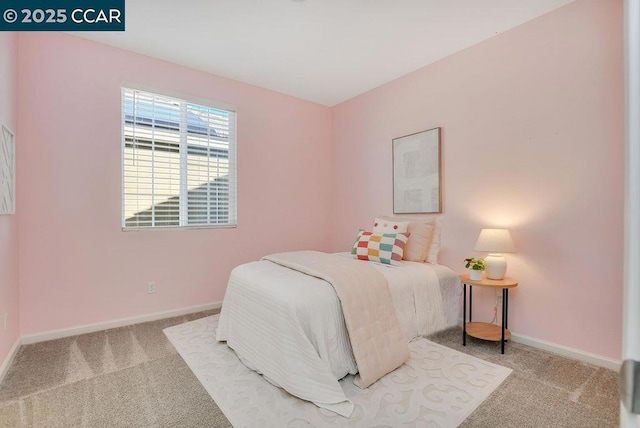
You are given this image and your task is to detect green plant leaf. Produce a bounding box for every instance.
[464,256,485,271]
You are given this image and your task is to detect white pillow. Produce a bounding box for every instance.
[378,216,432,262]
[379,215,442,263]
[426,217,442,264]
[372,217,409,234]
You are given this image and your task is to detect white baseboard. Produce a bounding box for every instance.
[0,336,22,385]
[510,332,621,372]
[456,316,621,371]
[21,302,222,345]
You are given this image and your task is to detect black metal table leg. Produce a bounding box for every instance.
[469,285,473,321]
[463,283,467,346]
[505,288,509,330]
[501,288,506,354]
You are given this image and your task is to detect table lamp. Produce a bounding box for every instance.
[474,229,515,280]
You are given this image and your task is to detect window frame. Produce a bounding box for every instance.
[121,84,237,231]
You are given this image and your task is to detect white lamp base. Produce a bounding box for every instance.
[484,253,507,280]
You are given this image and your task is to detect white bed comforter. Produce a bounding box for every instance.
[215,252,459,417]
[263,251,410,390]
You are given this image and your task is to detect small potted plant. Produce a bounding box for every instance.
[464,257,485,280]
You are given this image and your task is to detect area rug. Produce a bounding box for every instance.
[164,315,511,427]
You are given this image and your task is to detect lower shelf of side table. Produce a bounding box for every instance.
[466,322,511,341]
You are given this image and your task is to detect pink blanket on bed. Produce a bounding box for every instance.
[263,251,409,388]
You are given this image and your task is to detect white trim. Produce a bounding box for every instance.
[0,336,22,385]
[510,332,621,372]
[121,81,237,113]
[21,302,221,345]
[623,0,640,425]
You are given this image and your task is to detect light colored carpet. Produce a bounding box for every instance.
[164,315,512,427]
[0,310,619,427]
[0,311,231,427]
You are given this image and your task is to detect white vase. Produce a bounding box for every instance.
[469,269,483,281]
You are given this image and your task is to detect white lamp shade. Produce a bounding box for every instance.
[474,229,515,253]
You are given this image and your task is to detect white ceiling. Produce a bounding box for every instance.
[72,0,576,106]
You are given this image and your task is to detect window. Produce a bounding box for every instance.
[122,87,237,229]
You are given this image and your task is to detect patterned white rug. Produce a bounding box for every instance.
[164,315,511,427]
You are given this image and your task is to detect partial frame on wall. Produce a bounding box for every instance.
[0,125,15,215]
[392,127,441,214]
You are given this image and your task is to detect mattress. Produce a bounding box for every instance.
[215,252,462,416]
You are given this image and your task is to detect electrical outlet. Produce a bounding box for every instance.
[496,295,503,307]
[147,281,156,294]
[3,313,7,331]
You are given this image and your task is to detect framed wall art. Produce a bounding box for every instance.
[0,125,15,215]
[393,127,441,214]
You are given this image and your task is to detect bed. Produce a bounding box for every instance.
[215,247,462,417]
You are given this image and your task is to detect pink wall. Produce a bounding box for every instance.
[331,0,624,360]
[0,33,20,365]
[16,33,333,335]
[9,0,624,365]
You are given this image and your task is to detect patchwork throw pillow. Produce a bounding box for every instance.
[351,231,409,266]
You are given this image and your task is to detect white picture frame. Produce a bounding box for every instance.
[393,127,441,214]
[0,125,15,215]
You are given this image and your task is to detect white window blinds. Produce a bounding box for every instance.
[122,87,237,229]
